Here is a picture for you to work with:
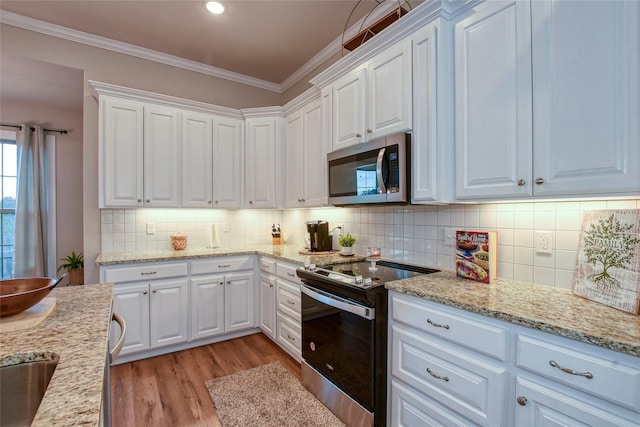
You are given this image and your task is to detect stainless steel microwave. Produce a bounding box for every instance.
[327,133,410,206]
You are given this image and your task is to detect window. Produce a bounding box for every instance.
[0,130,17,279]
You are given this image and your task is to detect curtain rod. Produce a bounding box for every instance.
[0,122,68,135]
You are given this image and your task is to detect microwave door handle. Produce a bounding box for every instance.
[376,148,387,194]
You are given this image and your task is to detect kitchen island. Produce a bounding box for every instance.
[0,283,113,426]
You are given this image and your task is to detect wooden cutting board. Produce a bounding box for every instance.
[0,297,56,333]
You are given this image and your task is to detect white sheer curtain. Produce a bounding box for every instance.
[13,124,52,278]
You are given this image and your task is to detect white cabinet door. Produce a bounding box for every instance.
[112,283,150,355]
[367,38,412,140]
[149,278,189,348]
[412,23,442,203]
[285,109,305,207]
[531,0,640,196]
[143,105,181,207]
[100,97,144,208]
[332,68,367,150]
[224,271,255,332]
[303,98,326,206]
[454,0,533,199]
[181,111,213,208]
[245,117,278,208]
[514,377,639,427]
[259,273,277,340]
[213,116,243,208]
[190,275,225,340]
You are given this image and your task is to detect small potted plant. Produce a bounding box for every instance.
[57,251,84,285]
[338,233,356,256]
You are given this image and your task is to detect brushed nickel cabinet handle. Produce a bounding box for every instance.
[140,271,157,276]
[286,299,295,305]
[218,264,231,268]
[286,334,295,341]
[549,360,593,379]
[426,368,449,382]
[535,177,545,185]
[427,318,450,330]
[287,272,295,277]
[517,179,526,186]
[517,396,527,406]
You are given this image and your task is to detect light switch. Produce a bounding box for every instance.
[536,231,553,255]
[146,223,156,235]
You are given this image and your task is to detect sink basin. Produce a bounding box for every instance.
[0,276,64,317]
[0,353,59,426]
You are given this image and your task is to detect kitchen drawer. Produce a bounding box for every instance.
[390,293,507,361]
[516,334,640,412]
[259,257,276,274]
[391,379,477,427]
[190,256,254,275]
[276,262,302,283]
[277,312,301,361]
[391,324,507,426]
[103,262,188,283]
[276,279,301,320]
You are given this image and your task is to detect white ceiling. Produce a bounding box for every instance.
[0,0,415,88]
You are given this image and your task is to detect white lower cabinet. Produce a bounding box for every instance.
[189,275,224,340]
[224,271,255,332]
[107,263,189,357]
[259,273,277,340]
[389,292,640,426]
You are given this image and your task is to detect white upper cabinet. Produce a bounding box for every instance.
[530,0,640,197]
[244,113,281,208]
[454,0,533,200]
[213,116,243,208]
[181,112,213,208]
[455,0,640,200]
[327,39,412,151]
[143,105,181,207]
[100,96,144,208]
[285,96,326,208]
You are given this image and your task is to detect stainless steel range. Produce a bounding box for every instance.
[296,259,439,427]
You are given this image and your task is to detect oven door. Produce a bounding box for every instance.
[300,283,375,410]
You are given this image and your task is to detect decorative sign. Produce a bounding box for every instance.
[572,210,640,314]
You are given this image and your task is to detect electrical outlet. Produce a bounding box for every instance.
[443,228,456,246]
[536,231,553,255]
[146,223,156,235]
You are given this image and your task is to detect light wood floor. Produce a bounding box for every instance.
[110,333,301,427]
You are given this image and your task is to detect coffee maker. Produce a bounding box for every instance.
[306,221,332,252]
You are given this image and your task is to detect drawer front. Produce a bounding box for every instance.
[190,256,254,275]
[516,334,640,412]
[259,257,276,274]
[104,262,188,283]
[391,380,478,427]
[391,325,507,426]
[391,293,507,361]
[276,279,301,320]
[276,262,301,283]
[277,313,301,361]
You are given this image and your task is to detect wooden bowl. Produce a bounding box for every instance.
[0,277,62,317]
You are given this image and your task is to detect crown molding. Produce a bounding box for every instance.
[282,86,321,116]
[0,10,282,93]
[89,80,244,119]
[240,106,285,119]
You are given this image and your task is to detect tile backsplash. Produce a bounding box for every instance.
[101,198,640,290]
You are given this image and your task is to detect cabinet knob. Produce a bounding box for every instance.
[215,200,219,204]
[152,289,157,294]
[137,199,142,203]
[517,179,526,186]
[355,133,362,138]
[249,201,253,205]
[227,281,231,284]
[208,200,212,204]
[367,128,372,133]
[143,290,148,295]
[517,396,527,406]
[146,199,150,203]
[301,198,305,202]
[535,177,545,185]
[269,284,274,288]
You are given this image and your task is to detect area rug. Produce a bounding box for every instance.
[205,361,345,427]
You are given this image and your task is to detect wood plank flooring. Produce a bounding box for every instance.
[110,333,301,427]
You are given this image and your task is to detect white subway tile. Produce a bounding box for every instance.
[555,210,581,231]
[534,252,555,268]
[533,267,555,287]
[513,247,533,265]
[534,211,555,229]
[514,211,534,229]
[497,211,515,228]
[555,230,580,250]
[554,269,575,290]
[498,245,514,263]
[555,250,578,270]
[497,262,513,280]
[513,264,533,283]
[513,229,534,248]
[464,211,480,228]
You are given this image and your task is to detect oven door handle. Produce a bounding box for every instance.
[300,284,375,320]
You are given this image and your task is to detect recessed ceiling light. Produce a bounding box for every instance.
[206,1,225,14]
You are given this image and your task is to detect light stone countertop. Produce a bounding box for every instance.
[0,283,114,426]
[95,245,640,358]
[386,270,640,358]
